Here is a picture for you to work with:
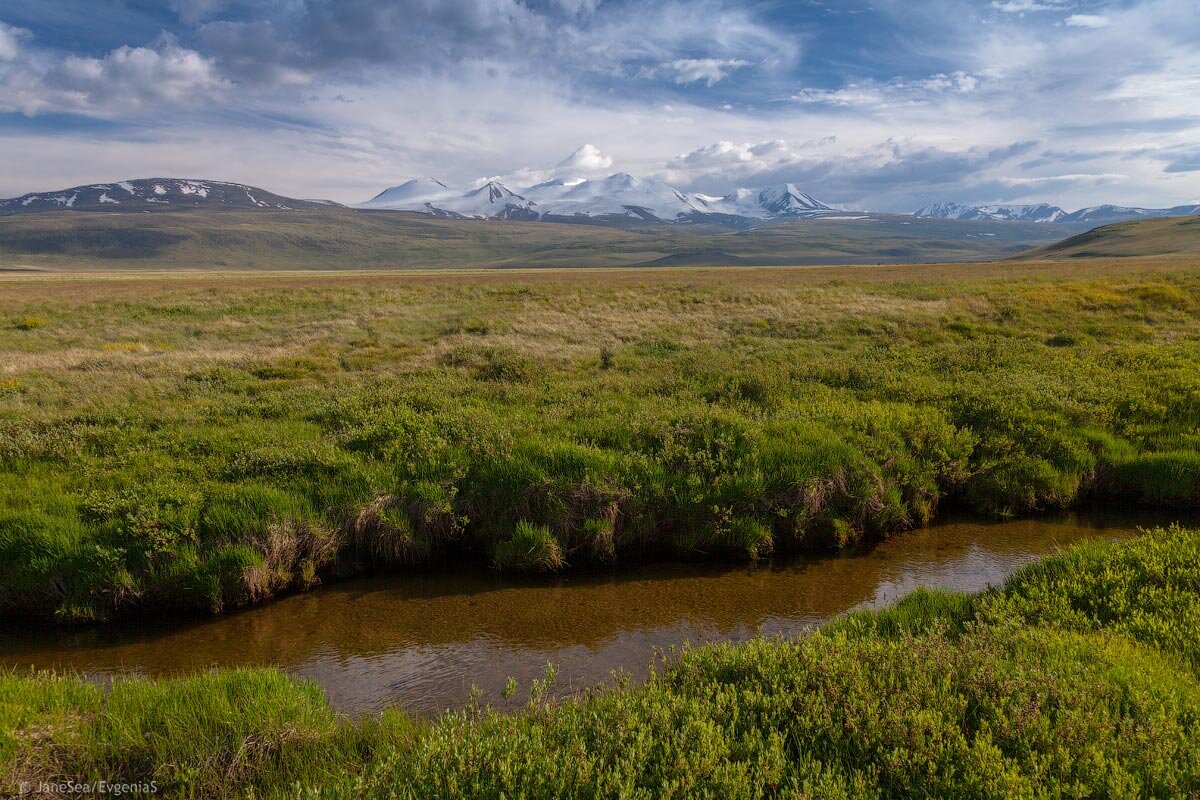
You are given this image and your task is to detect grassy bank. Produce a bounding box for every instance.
[4,527,1200,798]
[2,259,1199,621]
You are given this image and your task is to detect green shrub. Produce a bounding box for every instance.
[351,626,1200,799]
[985,524,1200,668]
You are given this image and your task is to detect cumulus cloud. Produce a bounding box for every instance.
[557,143,613,173]
[664,138,834,179]
[0,34,229,116]
[474,144,619,189]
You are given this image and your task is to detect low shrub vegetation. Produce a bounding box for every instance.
[1,262,1199,621]
[4,528,1200,798]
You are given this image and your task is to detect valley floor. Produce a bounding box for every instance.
[1,257,1199,622]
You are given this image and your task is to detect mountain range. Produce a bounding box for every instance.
[1,175,1196,234]
[915,201,1200,225]
[356,173,838,225]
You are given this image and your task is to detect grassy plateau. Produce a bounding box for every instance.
[4,526,1200,797]
[0,208,1074,270]
[1,256,1199,623]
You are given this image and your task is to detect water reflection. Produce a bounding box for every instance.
[0,510,1184,714]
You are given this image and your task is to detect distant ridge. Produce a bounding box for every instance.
[917,200,1200,225]
[0,179,327,214]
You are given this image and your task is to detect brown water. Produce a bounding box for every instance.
[0,511,1182,715]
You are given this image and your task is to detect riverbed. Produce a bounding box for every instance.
[1,511,1184,715]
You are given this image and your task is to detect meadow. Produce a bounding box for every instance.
[0,207,1069,270]
[3,525,1199,797]
[1,257,1199,622]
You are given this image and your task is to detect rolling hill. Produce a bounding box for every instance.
[1015,214,1200,260]
[0,179,332,214]
[0,208,1077,270]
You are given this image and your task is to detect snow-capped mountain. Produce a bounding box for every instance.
[692,184,832,219]
[358,178,457,210]
[533,173,699,221]
[356,173,837,224]
[914,202,1066,223]
[1059,204,1200,223]
[916,201,1200,225]
[0,179,326,214]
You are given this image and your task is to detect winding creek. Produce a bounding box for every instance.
[1,510,1190,715]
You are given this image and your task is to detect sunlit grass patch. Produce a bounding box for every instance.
[2,262,1200,620]
[13,316,45,331]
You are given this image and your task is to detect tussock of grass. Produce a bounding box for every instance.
[5,529,1200,798]
[492,520,565,572]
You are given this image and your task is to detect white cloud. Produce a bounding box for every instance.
[557,143,613,173]
[0,21,29,62]
[661,138,839,187]
[476,143,617,188]
[0,37,229,116]
[1065,14,1111,28]
[793,71,984,108]
[660,58,750,86]
[990,0,1068,11]
[1000,172,1126,186]
[1,0,1198,215]
[168,0,227,26]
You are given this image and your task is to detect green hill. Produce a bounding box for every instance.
[0,208,1075,270]
[1017,214,1200,260]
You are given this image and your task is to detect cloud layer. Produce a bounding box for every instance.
[0,0,1197,212]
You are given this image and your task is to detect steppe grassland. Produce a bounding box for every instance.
[1,257,1198,620]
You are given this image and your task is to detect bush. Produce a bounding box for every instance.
[985,524,1200,668]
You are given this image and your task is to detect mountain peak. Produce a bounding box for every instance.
[467,181,522,203]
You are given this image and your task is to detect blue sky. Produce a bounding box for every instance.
[0,0,1197,211]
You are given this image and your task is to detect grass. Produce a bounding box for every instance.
[4,527,1200,798]
[0,208,1075,270]
[1,258,1199,621]
[1019,214,1200,260]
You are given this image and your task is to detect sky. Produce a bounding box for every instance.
[0,0,1197,212]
